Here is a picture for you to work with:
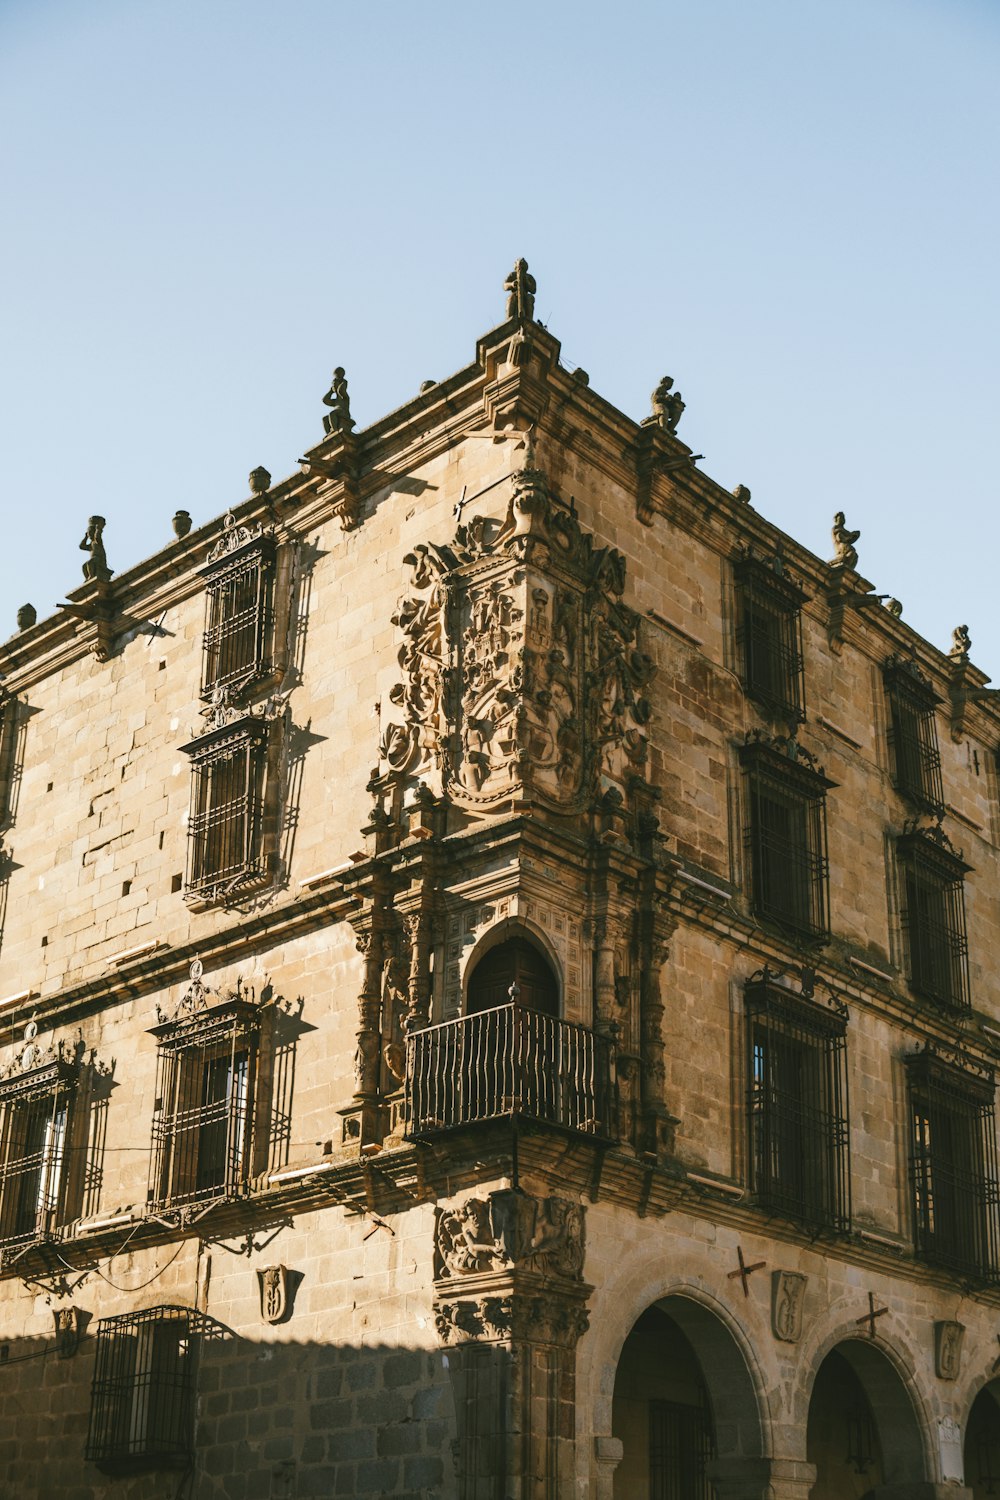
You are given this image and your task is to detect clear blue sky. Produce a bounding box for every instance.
[2,1,998,673]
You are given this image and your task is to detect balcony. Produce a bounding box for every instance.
[405,1003,617,1142]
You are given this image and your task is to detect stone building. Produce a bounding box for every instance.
[0,261,998,1498]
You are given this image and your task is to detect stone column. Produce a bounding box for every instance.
[707,1456,816,1500]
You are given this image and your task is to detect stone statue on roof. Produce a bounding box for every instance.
[322,366,355,437]
[504,259,536,321]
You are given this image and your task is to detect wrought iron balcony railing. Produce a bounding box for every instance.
[405,1003,617,1142]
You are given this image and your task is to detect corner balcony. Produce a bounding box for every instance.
[404,1003,617,1142]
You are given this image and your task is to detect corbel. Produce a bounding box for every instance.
[297,433,363,531]
[631,424,701,528]
[825,570,896,654]
[56,578,117,662]
[947,652,998,743]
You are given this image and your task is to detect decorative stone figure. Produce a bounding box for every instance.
[79,515,112,582]
[248,466,272,496]
[504,258,536,321]
[172,509,192,539]
[950,623,972,661]
[649,376,685,434]
[771,1270,807,1342]
[321,367,355,437]
[16,603,36,631]
[258,1265,292,1324]
[53,1306,82,1359]
[829,511,860,570]
[934,1319,964,1380]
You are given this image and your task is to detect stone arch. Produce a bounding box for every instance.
[461,917,563,1015]
[795,1320,933,1488]
[582,1271,769,1497]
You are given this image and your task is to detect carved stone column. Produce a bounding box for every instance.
[434,1189,591,1500]
[637,898,675,1155]
[402,909,434,1033]
[341,916,386,1144]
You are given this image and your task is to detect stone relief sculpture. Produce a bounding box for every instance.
[829,511,860,570]
[934,1319,964,1380]
[771,1270,807,1343]
[380,457,654,815]
[435,1190,585,1280]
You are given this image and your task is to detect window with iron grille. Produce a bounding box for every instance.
[896,824,971,1011]
[0,1052,76,1254]
[733,553,807,722]
[649,1394,715,1500]
[740,734,834,941]
[200,526,275,699]
[883,658,944,814]
[148,992,262,1212]
[180,713,271,901]
[746,971,850,1232]
[86,1306,202,1471]
[906,1049,1000,1283]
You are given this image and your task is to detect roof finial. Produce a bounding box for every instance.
[504,258,536,322]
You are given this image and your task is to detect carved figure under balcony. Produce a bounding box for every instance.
[381,465,654,815]
[79,515,112,582]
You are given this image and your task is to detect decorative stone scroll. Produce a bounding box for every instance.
[382,461,654,815]
[435,1190,585,1281]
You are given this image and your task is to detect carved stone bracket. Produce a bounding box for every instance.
[435,1190,585,1281]
[435,1287,590,1348]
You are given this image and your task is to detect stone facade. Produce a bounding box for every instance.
[0,265,998,1496]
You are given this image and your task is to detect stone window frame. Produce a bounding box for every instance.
[147,994,265,1214]
[199,528,276,702]
[744,969,851,1235]
[895,824,971,1013]
[905,1047,1000,1284]
[882,657,945,816]
[85,1304,206,1472]
[732,552,807,724]
[0,1053,77,1256]
[179,711,276,906]
[739,734,835,944]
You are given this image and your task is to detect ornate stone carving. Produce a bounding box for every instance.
[950,623,971,661]
[80,516,112,583]
[771,1270,807,1343]
[321,366,355,436]
[829,511,860,570]
[934,1319,964,1380]
[435,1291,589,1347]
[172,509,192,539]
[503,258,536,321]
[0,1019,80,1082]
[248,466,271,496]
[258,1265,294,1324]
[436,1191,585,1280]
[382,473,654,815]
[646,376,685,434]
[53,1306,83,1359]
[206,510,266,565]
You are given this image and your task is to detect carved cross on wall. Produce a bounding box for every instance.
[727,1245,766,1298]
[856,1292,889,1340]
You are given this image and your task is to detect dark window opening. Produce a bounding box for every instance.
[649,1395,715,1500]
[746,972,850,1233]
[734,554,807,722]
[0,1089,70,1248]
[467,937,559,1017]
[201,536,275,700]
[884,659,944,814]
[180,717,270,901]
[741,736,834,942]
[906,1050,1000,1283]
[149,1003,260,1211]
[86,1306,201,1471]
[897,827,971,1011]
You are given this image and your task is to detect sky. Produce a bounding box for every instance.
[1,0,998,674]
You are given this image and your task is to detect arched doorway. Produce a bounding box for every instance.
[611,1296,762,1498]
[807,1340,925,1498]
[467,936,559,1016]
[965,1381,1000,1498]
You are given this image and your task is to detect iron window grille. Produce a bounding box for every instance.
[740,734,835,942]
[86,1305,218,1471]
[148,995,261,1212]
[883,658,944,814]
[733,553,807,722]
[649,1392,715,1500]
[745,970,850,1233]
[897,824,971,1011]
[180,713,271,901]
[905,1048,1000,1283]
[0,1054,77,1254]
[200,530,275,700]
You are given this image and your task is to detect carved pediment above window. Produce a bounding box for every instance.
[0,1020,80,1102]
[381,469,654,815]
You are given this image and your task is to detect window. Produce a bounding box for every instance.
[733,552,807,722]
[649,1394,714,1500]
[741,733,834,941]
[180,711,272,901]
[746,970,850,1232]
[0,1047,76,1253]
[883,657,944,814]
[906,1049,1000,1282]
[200,519,275,699]
[0,692,18,827]
[148,980,262,1211]
[896,824,970,1011]
[86,1306,201,1471]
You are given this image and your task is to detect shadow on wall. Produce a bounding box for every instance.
[0,1325,519,1500]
